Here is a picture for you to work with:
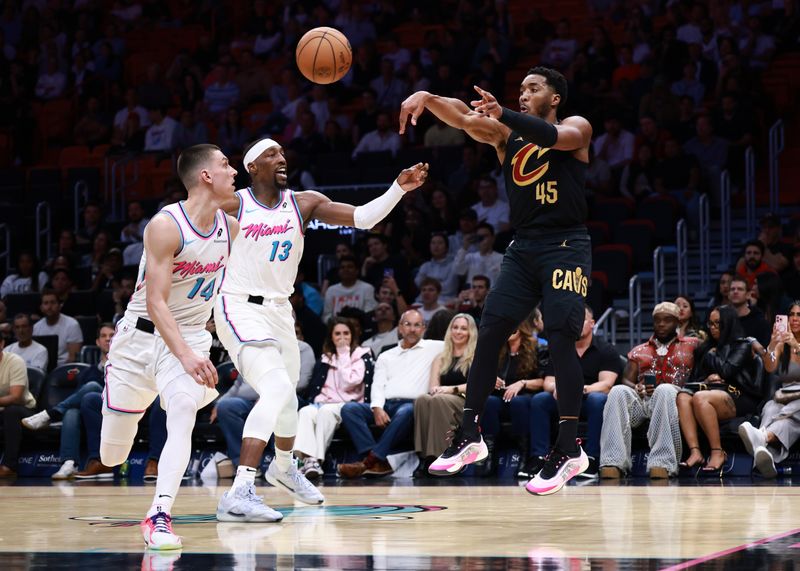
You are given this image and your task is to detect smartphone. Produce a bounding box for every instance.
[643,373,657,387]
[776,314,788,333]
[383,268,394,278]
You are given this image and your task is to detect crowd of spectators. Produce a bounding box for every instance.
[0,0,798,481]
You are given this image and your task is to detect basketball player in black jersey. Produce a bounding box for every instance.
[399,67,593,495]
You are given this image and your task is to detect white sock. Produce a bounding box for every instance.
[275,447,293,472]
[231,465,257,492]
[147,494,174,518]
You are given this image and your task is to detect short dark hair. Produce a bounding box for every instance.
[744,239,765,255]
[476,222,495,236]
[472,275,490,288]
[527,66,568,109]
[729,276,748,289]
[40,288,59,302]
[338,254,359,268]
[420,277,442,293]
[98,322,115,336]
[13,313,31,326]
[366,233,389,246]
[176,144,221,188]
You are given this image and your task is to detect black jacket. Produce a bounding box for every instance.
[691,339,762,399]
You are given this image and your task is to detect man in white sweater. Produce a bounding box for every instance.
[337,309,443,478]
[4,314,48,373]
[322,255,377,324]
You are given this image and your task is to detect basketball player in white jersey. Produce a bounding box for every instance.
[100,144,239,549]
[214,137,427,521]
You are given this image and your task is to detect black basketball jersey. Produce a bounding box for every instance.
[502,130,588,231]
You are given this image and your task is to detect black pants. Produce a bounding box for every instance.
[464,229,592,423]
[2,405,36,470]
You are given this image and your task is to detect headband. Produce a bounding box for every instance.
[243,138,280,170]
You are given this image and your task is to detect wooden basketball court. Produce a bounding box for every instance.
[0,479,798,569]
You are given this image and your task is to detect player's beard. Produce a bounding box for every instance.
[274,174,288,190]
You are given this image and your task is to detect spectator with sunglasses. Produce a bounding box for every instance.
[676,305,761,473]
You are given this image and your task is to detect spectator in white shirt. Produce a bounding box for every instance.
[415,233,459,303]
[0,251,48,298]
[414,278,446,324]
[120,200,150,244]
[337,310,444,478]
[144,107,179,152]
[35,56,67,100]
[4,314,48,373]
[471,177,510,234]
[352,111,401,160]
[593,114,635,173]
[363,303,399,357]
[323,255,377,324]
[113,88,150,130]
[454,223,504,287]
[32,291,84,366]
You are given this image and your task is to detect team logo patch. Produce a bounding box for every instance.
[71,504,446,526]
[511,143,550,187]
[552,266,588,297]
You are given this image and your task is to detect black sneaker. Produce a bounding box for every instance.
[516,456,545,479]
[576,456,599,479]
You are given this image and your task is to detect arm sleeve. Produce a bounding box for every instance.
[499,108,558,148]
[352,181,405,229]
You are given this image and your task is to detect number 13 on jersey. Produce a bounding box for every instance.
[269,240,292,262]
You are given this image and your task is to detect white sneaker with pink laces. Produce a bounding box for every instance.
[141,511,182,550]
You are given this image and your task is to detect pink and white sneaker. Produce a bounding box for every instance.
[428,430,488,476]
[141,511,182,550]
[525,445,589,496]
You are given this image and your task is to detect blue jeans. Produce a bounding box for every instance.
[57,382,103,462]
[340,399,414,461]
[526,391,608,458]
[216,397,256,466]
[482,394,534,438]
[81,392,168,462]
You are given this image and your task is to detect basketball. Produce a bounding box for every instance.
[295,27,352,84]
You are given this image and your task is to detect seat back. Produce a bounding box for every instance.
[79,345,101,366]
[615,219,656,270]
[215,361,240,396]
[31,334,59,372]
[592,245,633,295]
[26,367,46,404]
[43,363,91,409]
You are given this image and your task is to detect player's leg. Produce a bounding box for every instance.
[264,312,324,504]
[217,344,292,522]
[430,243,539,475]
[526,234,592,495]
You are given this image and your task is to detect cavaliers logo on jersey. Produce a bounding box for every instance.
[511,143,551,187]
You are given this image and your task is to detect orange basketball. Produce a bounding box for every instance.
[295,27,352,84]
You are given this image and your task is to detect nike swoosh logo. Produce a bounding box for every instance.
[184,239,196,245]
[515,137,524,142]
[245,208,260,213]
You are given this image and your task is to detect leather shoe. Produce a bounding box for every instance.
[337,460,366,479]
[143,459,158,482]
[0,465,17,479]
[363,453,393,477]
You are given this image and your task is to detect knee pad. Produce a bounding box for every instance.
[241,344,296,389]
[100,410,141,467]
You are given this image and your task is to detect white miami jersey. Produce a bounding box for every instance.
[221,187,305,299]
[125,202,231,328]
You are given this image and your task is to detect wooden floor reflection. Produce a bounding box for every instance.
[0,478,798,570]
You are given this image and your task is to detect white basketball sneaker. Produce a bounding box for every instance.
[216,483,284,522]
[526,444,589,496]
[266,459,325,504]
[22,410,51,430]
[51,460,77,480]
[141,511,182,550]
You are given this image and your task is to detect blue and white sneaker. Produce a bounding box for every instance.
[266,459,325,504]
[216,483,284,522]
[526,444,589,496]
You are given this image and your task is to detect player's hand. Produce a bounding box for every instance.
[399,91,430,134]
[180,351,218,388]
[373,407,391,428]
[396,162,429,192]
[471,85,501,120]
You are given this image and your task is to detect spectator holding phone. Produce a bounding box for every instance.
[361,234,410,294]
[453,223,503,287]
[740,302,800,477]
[599,302,701,479]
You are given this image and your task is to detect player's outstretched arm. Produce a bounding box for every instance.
[144,216,218,388]
[300,162,429,229]
[471,86,592,152]
[399,91,509,149]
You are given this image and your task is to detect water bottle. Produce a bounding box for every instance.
[119,460,129,478]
